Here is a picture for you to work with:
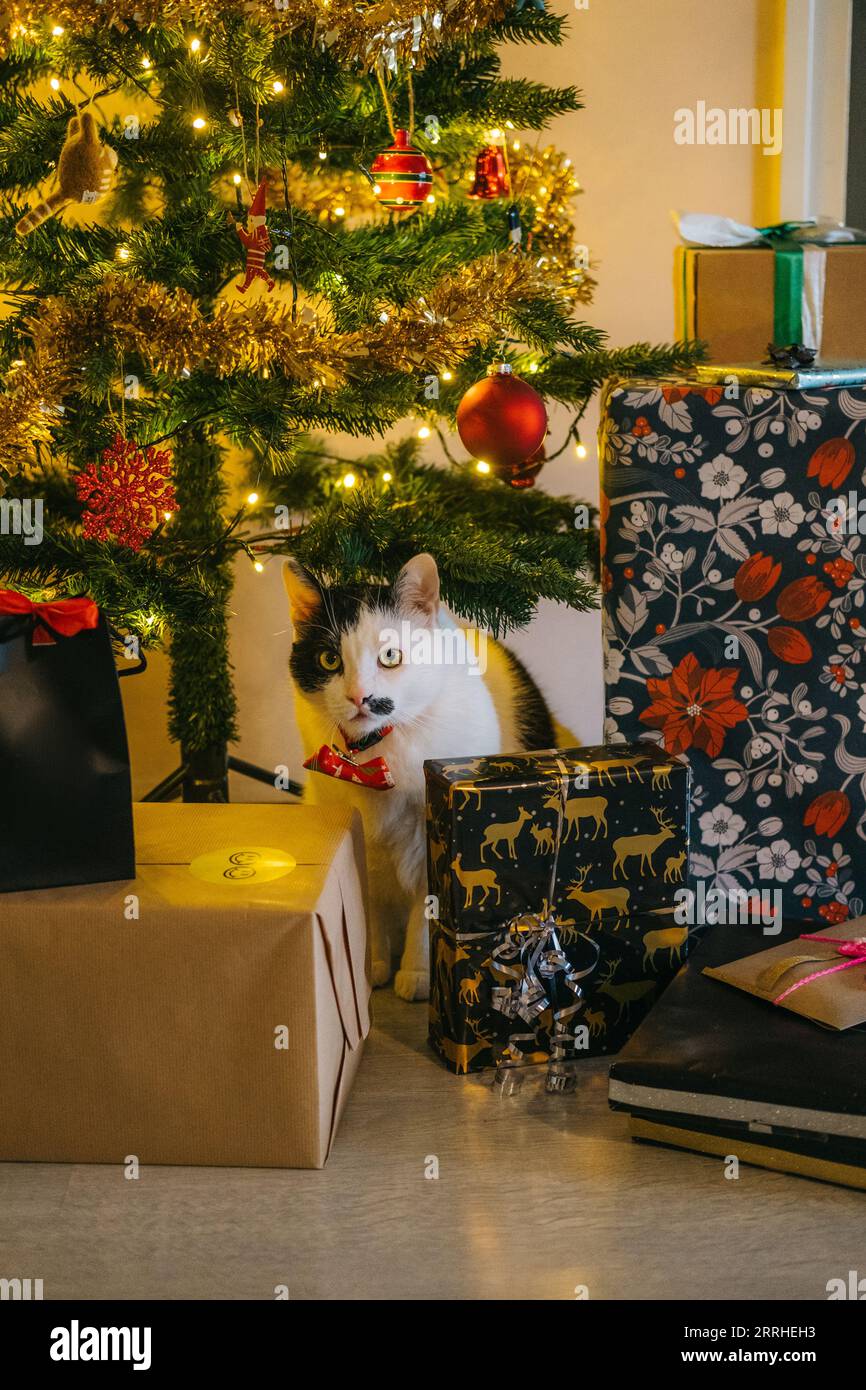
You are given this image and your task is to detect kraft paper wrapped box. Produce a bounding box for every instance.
[424,745,691,1074]
[675,244,866,363]
[0,803,370,1169]
[600,368,866,926]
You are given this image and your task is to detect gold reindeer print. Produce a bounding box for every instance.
[597,754,646,785]
[642,923,689,970]
[550,913,578,943]
[566,865,630,926]
[651,765,672,791]
[663,848,686,883]
[435,1033,490,1074]
[435,935,469,974]
[596,960,656,1022]
[450,855,501,909]
[457,970,483,1006]
[428,830,448,872]
[530,823,556,855]
[583,1006,606,1038]
[479,806,532,862]
[456,786,485,812]
[612,807,677,879]
[545,792,608,843]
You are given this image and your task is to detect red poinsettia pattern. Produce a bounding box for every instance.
[602,378,866,926]
[640,653,748,758]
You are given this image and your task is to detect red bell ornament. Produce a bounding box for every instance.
[468,144,510,199]
[456,363,548,471]
[370,128,433,210]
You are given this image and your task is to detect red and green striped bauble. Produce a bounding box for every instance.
[371,128,433,210]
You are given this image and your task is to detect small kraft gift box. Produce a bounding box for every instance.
[0,803,370,1169]
[600,365,866,926]
[674,213,866,363]
[424,744,691,1075]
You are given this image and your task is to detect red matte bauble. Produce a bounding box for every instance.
[456,364,548,469]
[499,441,545,489]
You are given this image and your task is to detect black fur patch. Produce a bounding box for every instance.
[499,645,556,750]
[289,579,393,695]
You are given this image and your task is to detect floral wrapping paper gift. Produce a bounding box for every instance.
[600,374,866,926]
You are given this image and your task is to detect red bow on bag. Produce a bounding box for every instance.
[0,589,99,645]
[304,724,395,790]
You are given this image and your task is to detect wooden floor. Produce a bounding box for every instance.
[0,990,861,1301]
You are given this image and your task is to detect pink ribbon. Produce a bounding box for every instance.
[773,933,866,1004]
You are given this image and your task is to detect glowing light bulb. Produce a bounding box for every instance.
[189,37,201,53]
[373,182,382,195]
[246,491,259,505]
[528,362,539,373]
[512,140,520,151]
[382,471,392,483]
[253,561,264,573]
[141,57,151,69]
[489,127,502,140]
[273,79,284,94]
[334,205,345,217]
[378,311,389,323]
[232,173,242,184]
[318,150,328,161]
[52,24,64,36]
[116,245,130,261]
[476,461,491,474]
[342,472,356,488]
[417,426,431,439]
[426,193,435,203]
[441,370,453,382]
[163,511,173,521]
[192,116,206,130]
[575,442,588,460]
[49,76,60,90]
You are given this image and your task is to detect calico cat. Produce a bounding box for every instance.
[284,553,555,1001]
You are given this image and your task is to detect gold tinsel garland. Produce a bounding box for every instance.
[0,255,563,476]
[1,1,510,67]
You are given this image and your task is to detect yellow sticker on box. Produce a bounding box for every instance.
[188,846,297,886]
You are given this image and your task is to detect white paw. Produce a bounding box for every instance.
[394,968,429,1002]
[370,959,391,988]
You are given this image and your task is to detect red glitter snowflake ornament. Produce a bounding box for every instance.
[77,433,176,551]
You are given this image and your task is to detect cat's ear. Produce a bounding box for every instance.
[395,552,440,625]
[282,559,322,627]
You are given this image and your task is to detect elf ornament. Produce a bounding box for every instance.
[15,111,118,237]
[370,128,433,210]
[456,363,547,472]
[235,178,275,293]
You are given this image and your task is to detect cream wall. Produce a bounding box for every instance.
[123,0,785,798]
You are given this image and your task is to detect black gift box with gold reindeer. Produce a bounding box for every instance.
[424,743,692,1073]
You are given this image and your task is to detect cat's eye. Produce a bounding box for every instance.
[318,649,341,672]
[379,647,402,668]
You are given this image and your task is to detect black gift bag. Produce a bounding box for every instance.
[0,592,135,892]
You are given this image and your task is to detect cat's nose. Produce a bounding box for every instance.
[347,691,368,710]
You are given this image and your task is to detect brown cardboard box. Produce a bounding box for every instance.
[0,803,370,1168]
[675,244,866,362]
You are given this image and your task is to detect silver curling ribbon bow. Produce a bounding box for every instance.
[491,760,600,1094]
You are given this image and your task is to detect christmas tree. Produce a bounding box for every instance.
[0,1,700,799]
